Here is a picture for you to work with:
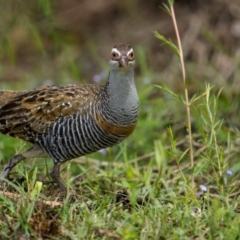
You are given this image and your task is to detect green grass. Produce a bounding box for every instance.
[1,1,240,239]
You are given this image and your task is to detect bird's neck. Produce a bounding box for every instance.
[103,67,139,124]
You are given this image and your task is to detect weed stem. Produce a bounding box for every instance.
[170,5,194,187]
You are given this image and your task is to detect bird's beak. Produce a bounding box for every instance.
[119,57,128,67]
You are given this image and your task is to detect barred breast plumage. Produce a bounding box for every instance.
[0,43,139,192]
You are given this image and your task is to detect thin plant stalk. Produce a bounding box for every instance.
[169,4,194,186]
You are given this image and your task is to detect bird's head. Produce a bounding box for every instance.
[109,44,135,69]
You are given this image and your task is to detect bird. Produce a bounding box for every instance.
[0,43,139,192]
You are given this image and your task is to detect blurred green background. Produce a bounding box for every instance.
[1,0,239,90]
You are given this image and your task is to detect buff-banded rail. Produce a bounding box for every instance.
[0,43,139,192]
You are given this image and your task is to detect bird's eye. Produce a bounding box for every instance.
[128,52,134,60]
[112,52,118,59]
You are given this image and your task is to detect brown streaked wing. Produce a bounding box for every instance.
[0,84,102,142]
[0,90,28,107]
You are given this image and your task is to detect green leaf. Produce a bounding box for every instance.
[167,0,174,7]
[161,3,171,14]
[155,84,180,99]
[154,31,180,57]
[30,181,42,199]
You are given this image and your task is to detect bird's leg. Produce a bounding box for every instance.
[0,153,25,179]
[50,162,67,192]
[0,145,46,180]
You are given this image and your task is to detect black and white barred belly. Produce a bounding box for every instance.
[36,111,124,163]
